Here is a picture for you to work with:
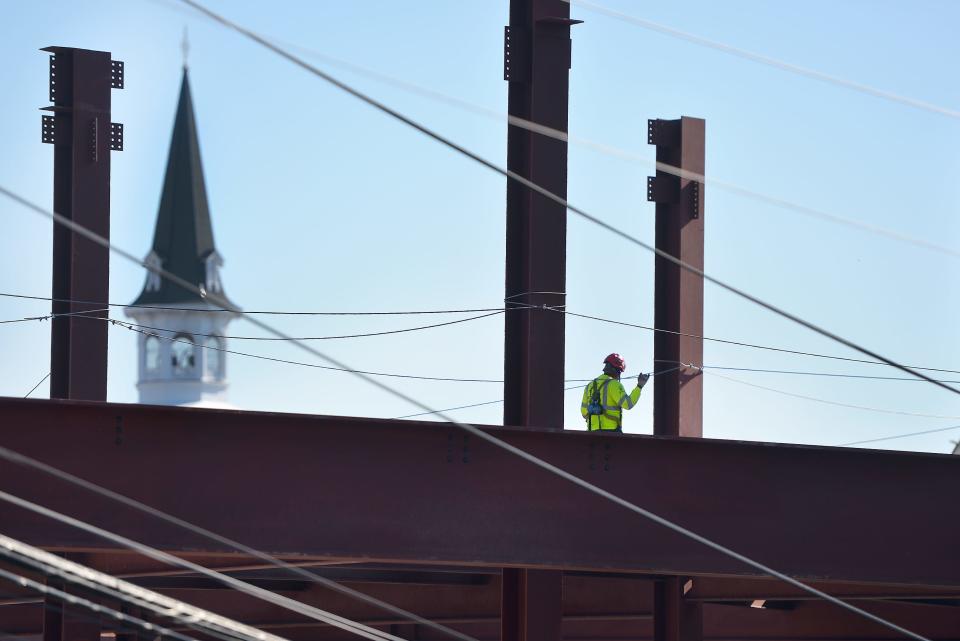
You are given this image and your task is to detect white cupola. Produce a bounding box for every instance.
[126,69,239,408]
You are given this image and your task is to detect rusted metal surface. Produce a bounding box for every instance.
[41,580,99,641]
[501,569,563,641]
[42,47,122,401]
[502,0,579,430]
[0,398,958,586]
[648,116,707,641]
[654,578,701,641]
[502,0,578,634]
[648,117,705,438]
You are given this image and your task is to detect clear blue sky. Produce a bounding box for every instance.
[1,0,958,453]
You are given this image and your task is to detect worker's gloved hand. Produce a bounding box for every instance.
[638,373,650,388]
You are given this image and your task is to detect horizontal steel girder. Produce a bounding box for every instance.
[0,398,958,587]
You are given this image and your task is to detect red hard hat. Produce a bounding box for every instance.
[603,353,626,372]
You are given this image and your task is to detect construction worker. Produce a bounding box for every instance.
[581,353,649,432]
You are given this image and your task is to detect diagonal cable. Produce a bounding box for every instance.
[562,0,960,120]
[0,534,288,641]
[0,565,202,641]
[0,491,410,641]
[0,291,509,316]
[545,306,960,375]
[700,368,960,420]
[838,424,960,447]
[24,373,49,398]
[115,311,504,341]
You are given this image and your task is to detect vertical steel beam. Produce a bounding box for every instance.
[115,605,146,641]
[43,47,122,401]
[501,568,564,641]
[648,117,705,438]
[42,580,100,641]
[654,578,702,641]
[648,117,705,641]
[503,0,579,430]
[501,1,576,634]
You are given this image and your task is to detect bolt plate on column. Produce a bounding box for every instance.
[41,115,55,144]
[110,122,123,151]
[111,60,124,89]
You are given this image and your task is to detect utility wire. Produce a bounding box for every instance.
[170,0,960,400]
[838,424,960,448]
[688,364,960,384]
[0,565,203,641]
[107,318,504,383]
[0,185,932,641]
[0,291,508,316]
[563,0,960,120]
[395,368,681,420]
[112,318,960,417]
[112,311,504,341]
[23,373,49,398]
[0,307,111,325]
[544,306,960,376]
[701,368,960,420]
[8,292,960,379]
[105,316,627,385]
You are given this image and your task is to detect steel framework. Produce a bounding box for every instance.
[1,19,959,641]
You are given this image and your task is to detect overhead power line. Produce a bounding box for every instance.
[168,0,960,402]
[0,291,508,316]
[0,306,111,325]
[701,368,960,420]
[115,311,503,341]
[107,318,639,384]
[690,364,960,384]
[108,318,503,382]
[0,184,931,641]
[563,0,960,120]
[396,384,585,419]
[396,365,683,420]
[113,318,960,405]
[540,305,960,376]
[839,424,960,448]
[7,292,959,378]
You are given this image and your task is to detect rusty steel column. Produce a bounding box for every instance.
[42,47,123,401]
[654,578,702,641]
[501,568,564,641]
[647,117,705,641]
[647,117,705,438]
[501,1,577,638]
[502,0,579,430]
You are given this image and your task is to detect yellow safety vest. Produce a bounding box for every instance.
[581,374,642,431]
